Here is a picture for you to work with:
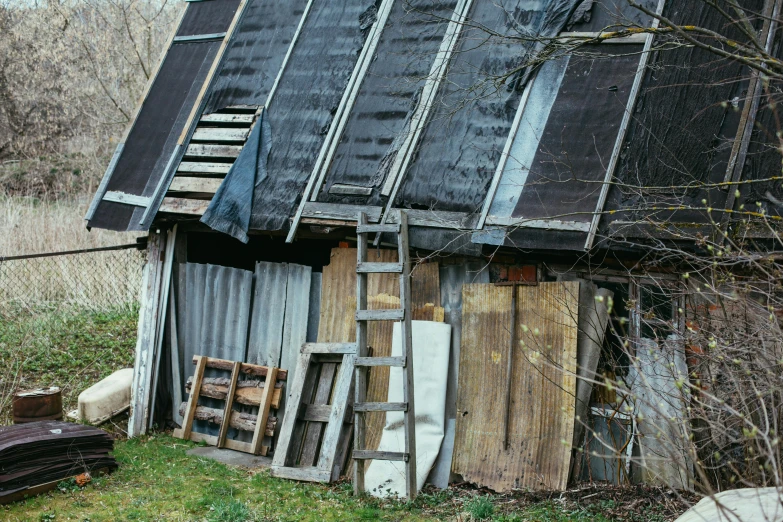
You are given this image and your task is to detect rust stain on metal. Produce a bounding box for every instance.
[12,387,63,423]
[453,282,578,492]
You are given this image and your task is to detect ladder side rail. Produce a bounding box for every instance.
[397,211,417,500]
[354,211,369,495]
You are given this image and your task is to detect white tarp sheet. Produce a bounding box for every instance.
[365,320,451,497]
[629,336,691,489]
[675,488,783,522]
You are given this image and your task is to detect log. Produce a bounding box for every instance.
[193,356,288,381]
[185,377,283,409]
[177,403,276,435]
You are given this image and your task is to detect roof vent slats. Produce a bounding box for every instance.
[163,105,259,205]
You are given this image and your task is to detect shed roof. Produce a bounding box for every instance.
[86,0,774,253]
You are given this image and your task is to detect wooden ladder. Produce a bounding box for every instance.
[353,210,417,500]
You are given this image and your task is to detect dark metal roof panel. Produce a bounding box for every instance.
[177,0,241,37]
[604,0,765,225]
[201,0,308,115]
[247,0,376,231]
[394,0,549,213]
[315,0,459,203]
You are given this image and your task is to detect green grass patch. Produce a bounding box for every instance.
[0,435,679,521]
[1,435,442,521]
[0,305,138,424]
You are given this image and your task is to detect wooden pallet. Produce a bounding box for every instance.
[173,355,286,455]
[270,343,355,482]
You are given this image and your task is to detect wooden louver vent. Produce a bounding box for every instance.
[161,105,259,215]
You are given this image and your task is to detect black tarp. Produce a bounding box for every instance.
[602,0,764,227]
[201,0,308,115]
[89,40,222,231]
[315,0,458,204]
[511,46,640,222]
[246,0,377,231]
[177,0,241,37]
[394,0,580,214]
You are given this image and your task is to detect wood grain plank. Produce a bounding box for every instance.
[411,262,442,321]
[299,363,337,466]
[217,362,241,448]
[353,450,408,461]
[355,356,405,367]
[272,353,312,468]
[192,127,249,142]
[398,211,417,500]
[299,404,333,422]
[185,143,242,158]
[180,355,207,439]
[357,262,403,274]
[196,356,288,380]
[177,161,232,175]
[176,402,276,435]
[159,197,210,216]
[453,282,578,492]
[199,113,255,124]
[169,177,223,193]
[356,309,404,321]
[287,359,322,465]
[185,377,283,409]
[354,219,369,494]
[317,353,355,474]
[301,342,356,354]
[252,367,278,455]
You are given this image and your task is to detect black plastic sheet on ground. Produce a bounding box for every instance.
[0,421,116,500]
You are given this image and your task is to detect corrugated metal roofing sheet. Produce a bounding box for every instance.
[247,262,289,367]
[453,281,578,492]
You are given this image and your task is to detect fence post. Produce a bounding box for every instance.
[129,230,166,437]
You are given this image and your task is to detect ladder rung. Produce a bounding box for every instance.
[354,402,408,412]
[356,262,403,274]
[301,342,356,354]
[356,309,404,321]
[355,356,406,367]
[356,224,401,234]
[352,450,409,462]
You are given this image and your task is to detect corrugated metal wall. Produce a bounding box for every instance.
[453,281,578,492]
[168,250,549,486]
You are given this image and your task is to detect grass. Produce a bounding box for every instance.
[0,304,138,424]
[0,435,676,522]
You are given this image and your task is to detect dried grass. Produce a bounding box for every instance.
[0,196,143,310]
[0,195,136,256]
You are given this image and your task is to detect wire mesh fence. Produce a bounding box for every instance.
[0,244,146,313]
